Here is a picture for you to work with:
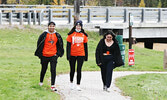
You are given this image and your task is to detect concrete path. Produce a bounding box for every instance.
[56,71,167,100]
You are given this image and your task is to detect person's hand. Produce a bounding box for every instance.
[67,56,70,61]
[84,56,88,61]
[98,63,102,66]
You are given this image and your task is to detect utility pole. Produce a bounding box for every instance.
[129,13,133,49]
[74,0,80,25]
[128,13,135,67]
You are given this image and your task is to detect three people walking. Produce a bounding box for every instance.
[35,21,123,92]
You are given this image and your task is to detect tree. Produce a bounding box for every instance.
[139,0,145,7]
[59,0,65,5]
[7,0,16,4]
[117,0,123,6]
[87,0,98,6]
[157,0,162,8]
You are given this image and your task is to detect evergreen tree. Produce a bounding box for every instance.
[139,0,145,7]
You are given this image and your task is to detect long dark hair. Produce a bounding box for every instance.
[103,31,116,39]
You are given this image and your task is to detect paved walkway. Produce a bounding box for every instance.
[56,71,167,100]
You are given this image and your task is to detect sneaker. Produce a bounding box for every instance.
[70,82,74,90]
[103,86,110,92]
[76,85,81,91]
[51,86,57,91]
[39,82,43,86]
[103,85,107,91]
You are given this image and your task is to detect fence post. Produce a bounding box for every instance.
[49,9,53,22]
[33,10,37,25]
[106,8,109,23]
[9,12,12,25]
[28,11,31,25]
[124,8,128,23]
[68,9,72,24]
[20,12,23,25]
[38,11,42,25]
[164,49,167,69]
[88,9,91,23]
[158,8,162,23]
[141,9,145,23]
[0,10,2,25]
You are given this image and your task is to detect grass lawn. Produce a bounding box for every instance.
[0,25,166,100]
[116,74,167,100]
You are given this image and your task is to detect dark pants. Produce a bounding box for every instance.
[101,55,115,88]
[40,56,58,85]
[69,56,84,84]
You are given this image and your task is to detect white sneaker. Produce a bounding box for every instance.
[70,82,74,90]
[51,86,57,91]
[39,82,43,86]
[76,85,81,91]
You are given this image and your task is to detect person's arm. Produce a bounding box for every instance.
[34,32,45,58]
[95,40,102,66]
[56,33,64,57]
[84,43,88,61]
[66,42,71,60]
[114,43,124,67]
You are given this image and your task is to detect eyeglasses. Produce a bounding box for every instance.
[106,37,112,38]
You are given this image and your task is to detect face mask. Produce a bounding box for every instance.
[75,29,81,32]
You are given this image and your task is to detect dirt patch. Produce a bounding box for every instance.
[134,42,167,51]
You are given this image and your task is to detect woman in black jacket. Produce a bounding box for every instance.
[95,31,124,92]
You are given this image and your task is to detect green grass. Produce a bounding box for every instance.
[116,74,167,100]
[0,26,166,100]
[117,42,165,71]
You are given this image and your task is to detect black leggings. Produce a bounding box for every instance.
[69,56,84,85]
[40,56,57,85]
[101,55,115,88]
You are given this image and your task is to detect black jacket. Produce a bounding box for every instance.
[34,31,64,58]
[66,29,88,61]
[95,39,124,68]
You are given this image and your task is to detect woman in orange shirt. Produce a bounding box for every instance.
[66,20,88,91]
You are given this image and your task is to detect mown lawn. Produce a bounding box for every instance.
[116,74,167,100]
[0,25,166,100]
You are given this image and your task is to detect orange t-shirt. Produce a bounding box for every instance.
[43,33,58,57]
[67,32,88,56]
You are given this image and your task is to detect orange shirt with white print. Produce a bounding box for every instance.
[67,32,88,56]
[43,33,58,57]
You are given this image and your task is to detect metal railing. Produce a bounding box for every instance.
[0,5,167,25]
